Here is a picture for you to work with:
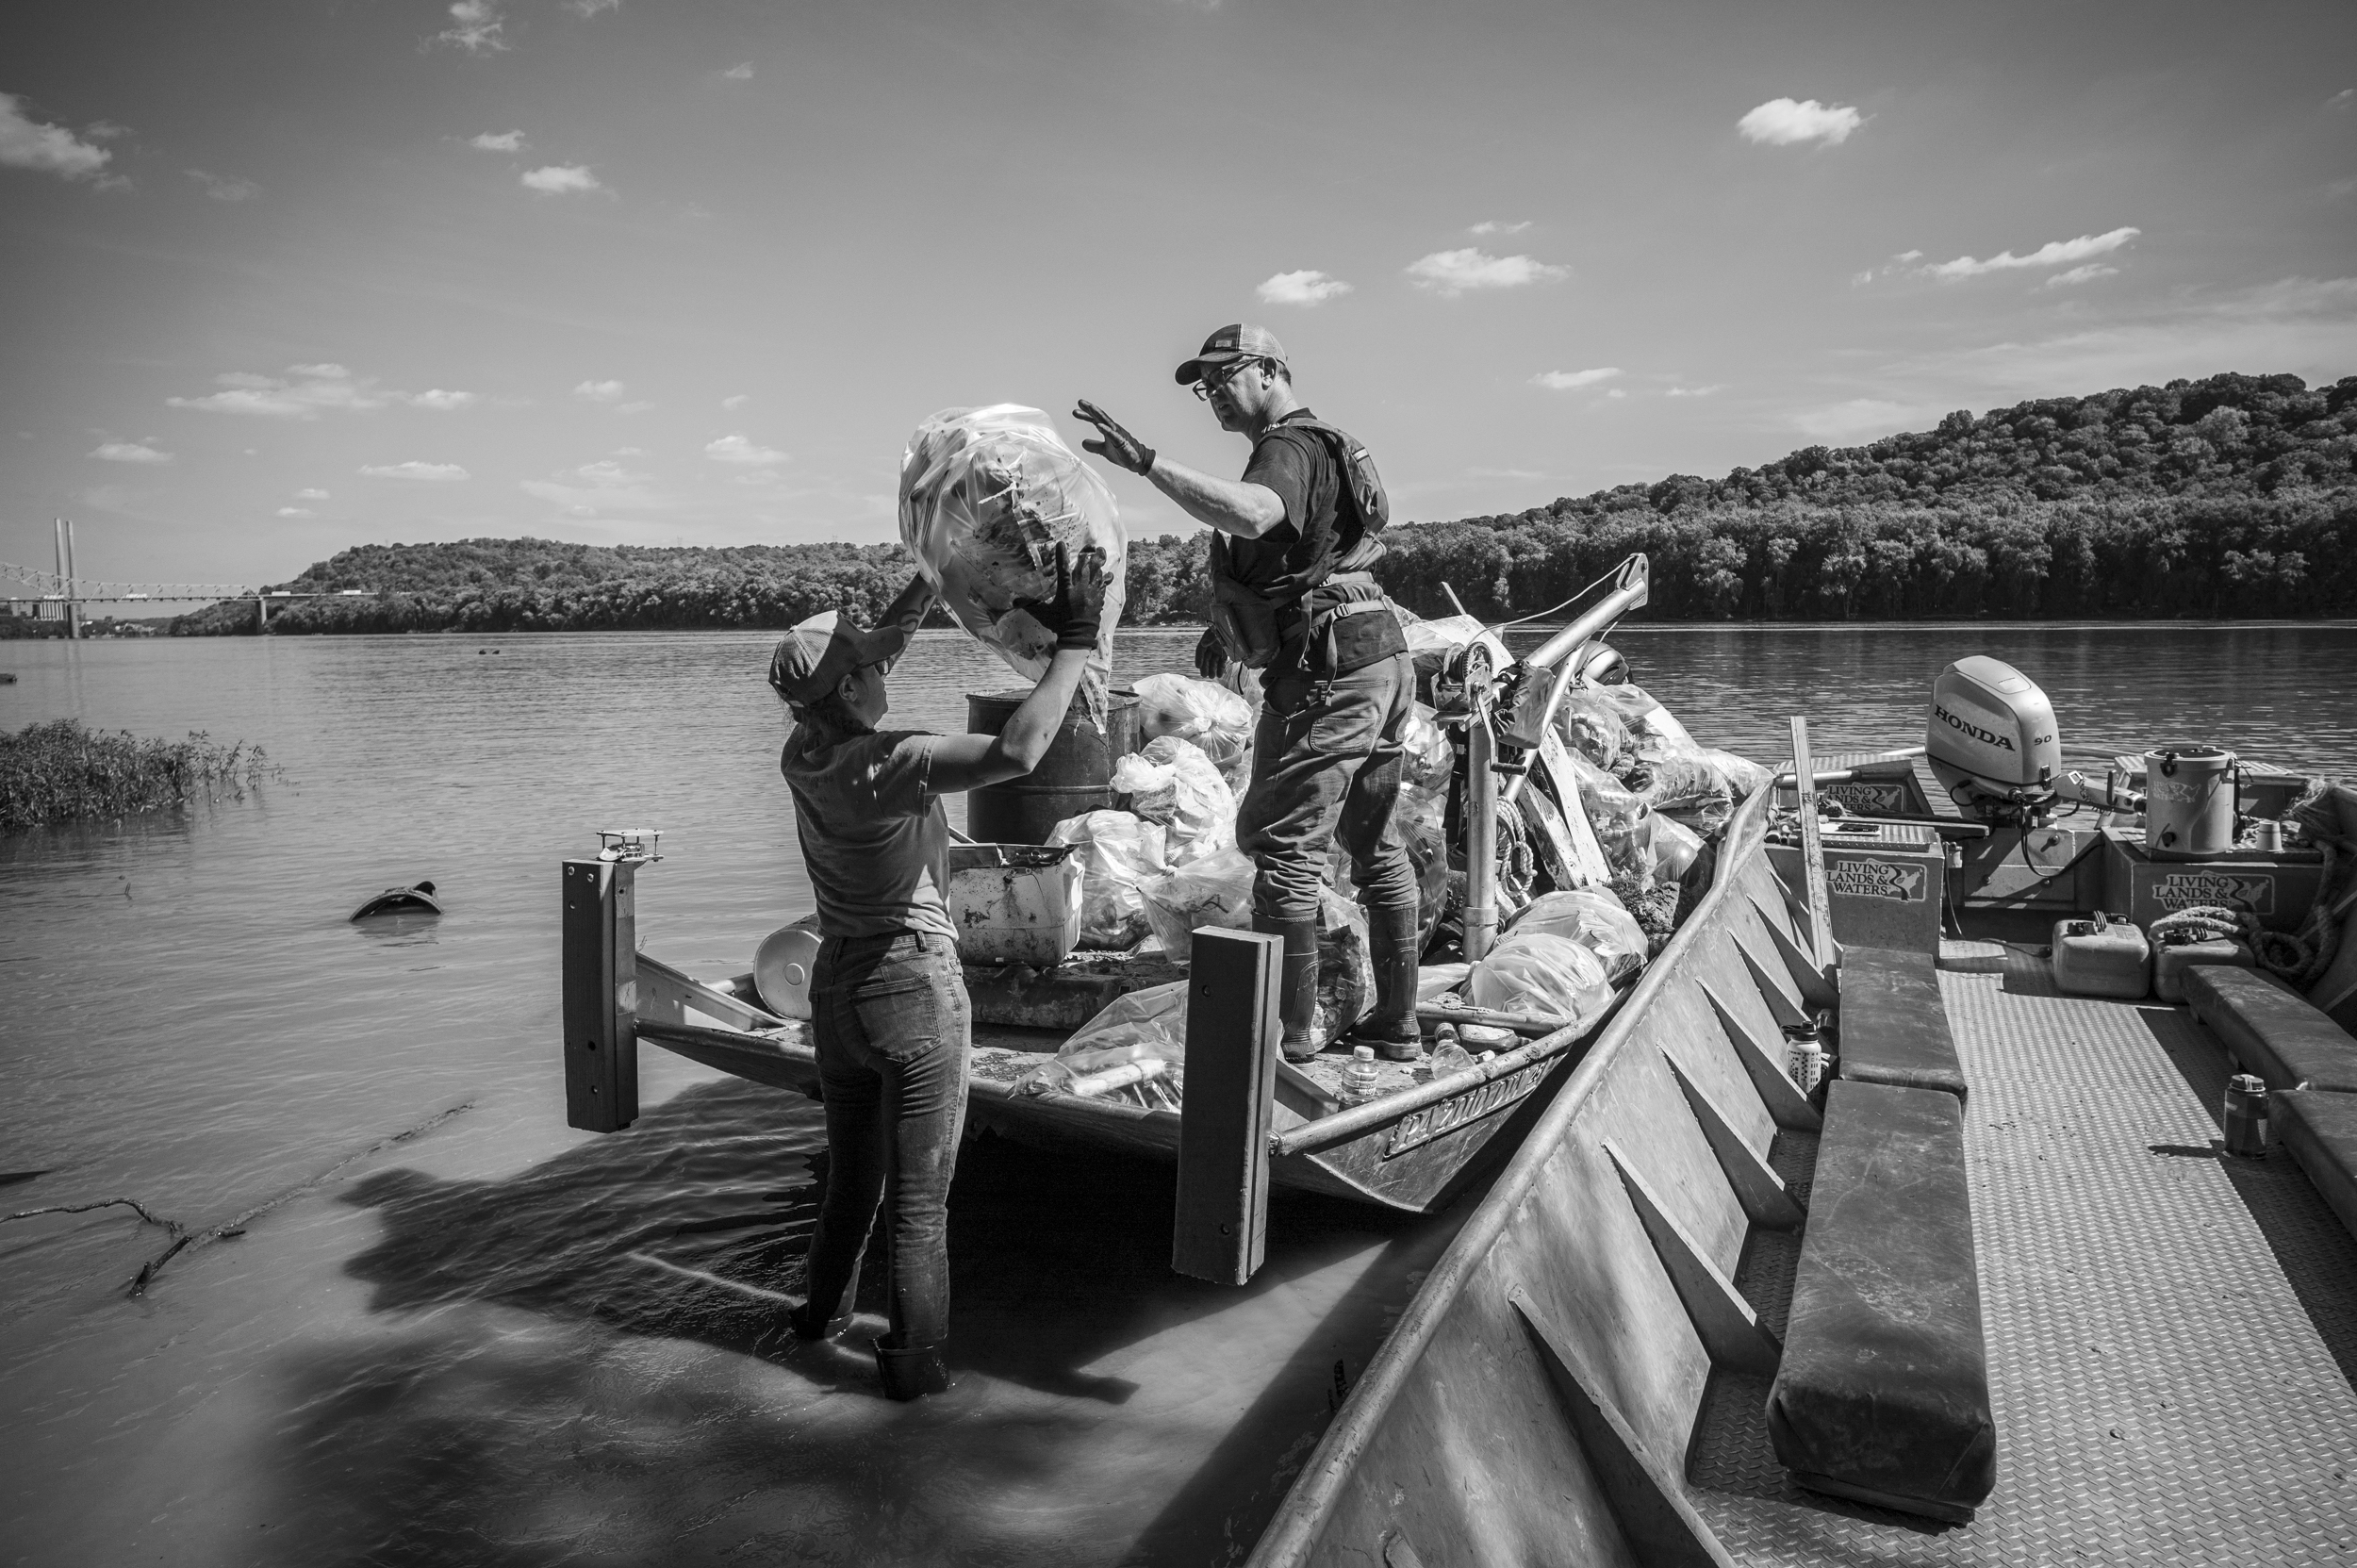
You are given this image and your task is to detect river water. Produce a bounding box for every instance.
[3,620,2351,1566]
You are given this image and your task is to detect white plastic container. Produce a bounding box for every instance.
[752,914,825,1018]
[2052,912,2151,999]
[946,843,1085,966]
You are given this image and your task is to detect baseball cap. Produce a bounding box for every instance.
[1174,322,1290,386]
[767,610,898,705]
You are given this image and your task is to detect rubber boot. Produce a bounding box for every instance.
[1260,916,1324,1062]
[1351,900,1426,1062]
[873,1340,951,1401]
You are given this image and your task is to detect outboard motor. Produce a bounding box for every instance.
[1926,656,2063,823]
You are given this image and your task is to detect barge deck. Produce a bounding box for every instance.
[1689,943,2357,1566]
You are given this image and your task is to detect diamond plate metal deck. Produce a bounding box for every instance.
[1688,948,2357,1565]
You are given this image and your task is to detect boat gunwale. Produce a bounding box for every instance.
[1241,779,1777,1567]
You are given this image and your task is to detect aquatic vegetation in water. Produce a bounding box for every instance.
[0,718,272,833]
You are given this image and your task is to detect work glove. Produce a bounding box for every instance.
[1195,626,1228,680]
[1013,542,1109,652]
[1072,400,1156,477]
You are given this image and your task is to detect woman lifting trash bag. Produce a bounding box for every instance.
[768,545,1107,1400]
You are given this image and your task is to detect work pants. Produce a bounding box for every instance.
[1237,652,1420,926]
[802,930,971,1352]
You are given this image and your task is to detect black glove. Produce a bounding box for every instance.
[1013,543,1108,652]
[1072,400,1155,476]
[1195,625,1228,680]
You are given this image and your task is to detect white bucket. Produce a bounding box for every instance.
[752,914,825,1018]
[946,843,1084,966]
[2143,747,2237,861]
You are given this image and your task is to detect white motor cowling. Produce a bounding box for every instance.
[1926,656,2062,814]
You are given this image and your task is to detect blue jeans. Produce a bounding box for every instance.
[802,931,971,1351]
[1237,652,1420,926]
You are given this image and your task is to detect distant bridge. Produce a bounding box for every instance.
[1,559,374,632]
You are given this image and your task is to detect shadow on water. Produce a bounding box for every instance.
[254,1075,1459,1566]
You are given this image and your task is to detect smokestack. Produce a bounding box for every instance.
[62,519,82,639]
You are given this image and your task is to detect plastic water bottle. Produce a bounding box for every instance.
[1345,1046,1381,1103]
[2223,1074,2269,1157]
[1426,1023,1477,1080]
[1784,1022,1824,1095]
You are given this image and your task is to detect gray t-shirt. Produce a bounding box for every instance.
[781,723,955,941]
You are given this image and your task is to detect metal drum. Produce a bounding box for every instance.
[964,688,1141,845]
[2144,747,2237,861]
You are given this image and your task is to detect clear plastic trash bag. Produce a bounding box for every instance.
[1132,671,1255,788]
[1112,734,1237,865]
[1554,688,1634,772]
[1316,883,1376,1048]
[1139,846,1257,962]
[1642,812,1704,882]
[1012,980,1187,1110]
[1467,931,1614,1032]
[1554,748,1650,877]
[1507,887,1649,982]
[1047,809,1170,950]
[898,404,1127,729]
[1399,701,1456,792]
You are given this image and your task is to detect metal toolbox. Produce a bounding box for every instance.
[1769,820,1945,955]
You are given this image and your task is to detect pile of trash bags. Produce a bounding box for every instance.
[1047,809,1169,949]
[899,404,1127,730]
[1132,671,1255,788]
[1112,735,1236,865]
[1467,932,1615,1034]
[1011,980,1187,1111]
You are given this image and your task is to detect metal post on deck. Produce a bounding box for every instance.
[1172,927,1281,1285]
[1464,691,1499,962]
[1788,717,1835,970]
[561,855,641,1131]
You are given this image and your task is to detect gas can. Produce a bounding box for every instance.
[2144,747,2237,861]
[2223,1073,2269,1157]
[2052,911,2151,999]
[2152,937,2253,1003]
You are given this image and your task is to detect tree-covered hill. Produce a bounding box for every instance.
[176,370,2357,635]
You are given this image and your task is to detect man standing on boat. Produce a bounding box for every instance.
[769,547,1106,1399]
[1074,325,1422,1064]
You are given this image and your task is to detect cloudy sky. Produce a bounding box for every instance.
[3,0,2352,588]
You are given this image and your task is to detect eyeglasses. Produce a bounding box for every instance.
[1192,358,1262,400]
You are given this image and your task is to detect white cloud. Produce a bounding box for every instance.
[90,440,172,464]
[276,507,314,518]
[1737,98,1864,147]
[722,62,755,80]
[1469,220,1531,236]
[573,379,626,403]
[470,130,524,152]
[1607,388,1626,400]
[568,0,621,14]
[1792,399,1927,439]
[521,164,602,194]
[1665,385,1726,398]
[1257,269,1353,306]
[618,400,654,413]
[167,364,477,418]
[2331,89,2354,108]
[1407,248,1570,297]
[2044,263,2118,289]
[720,394,750,409]
[437,0,506,54]
[1922,226,2139,281]
[1896,275,2357,398]
[360,460,470,481]
[704,434,789,466]
[0,91,115,181]
[187,169,260,201]
[296,487,330,500]
[520,458,674,516]
[1531,367,1620,390]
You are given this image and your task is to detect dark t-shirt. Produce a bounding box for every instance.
[1222,409,1388,678]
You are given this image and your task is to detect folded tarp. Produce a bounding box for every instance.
[2272,1089,2357,1246]
[2184,966,2357,1095]
[1837,946,1968,1103]
[1767,1078,1996,1524]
